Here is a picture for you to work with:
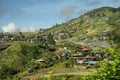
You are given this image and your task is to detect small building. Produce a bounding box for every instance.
[77,60,85,65]
[72,53,82,57]
[83,61,98,65]
[55,51,70,57]
[82,47,90,52]
[52,55,59,60]
[61,52,70,57]
[55,51,63,55]
[72,53,83,60]
[83,56,97,61]
[27,38,37,43]
[95,52,104,59]
[35,59,45,64]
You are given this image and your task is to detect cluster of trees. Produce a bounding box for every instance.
[83,48,120,80]
[85,7,120,17]
[107,12,120,46]
[37,33,55,46]
[0,41,56,79]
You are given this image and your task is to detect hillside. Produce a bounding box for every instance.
[43,6,120,50]
[0,6,120,80]
[0,41,55,79]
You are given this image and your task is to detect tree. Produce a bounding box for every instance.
[47,33,55,46]
[84,48,120,80]
[107,13,120,46]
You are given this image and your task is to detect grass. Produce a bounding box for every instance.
[23,62,97,80]
[6,41,22,52]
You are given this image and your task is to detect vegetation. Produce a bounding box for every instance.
[35,48,120,80]
[0,6,120,80]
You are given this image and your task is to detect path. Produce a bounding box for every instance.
[24,71,95,79]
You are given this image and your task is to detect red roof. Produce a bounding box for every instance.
[82,48,89,51]
[55,52,63,55]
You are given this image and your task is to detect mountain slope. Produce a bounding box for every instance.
[43,6,120,49]
[0,6,120,79]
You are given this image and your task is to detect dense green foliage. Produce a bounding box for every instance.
[0,42,56,79]
[107,12,120,45]
[83,48,120,80]
[47,33,55,46]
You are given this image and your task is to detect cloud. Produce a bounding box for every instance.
[2,22,17,32]
[20,27,37,32]
[2,22,37,33]
[60,6,76,20]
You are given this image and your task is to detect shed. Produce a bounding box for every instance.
[83,61,98,65]
[61,52,70,56]
[35,59,45,63]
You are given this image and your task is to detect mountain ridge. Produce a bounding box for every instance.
[42,6,120,49]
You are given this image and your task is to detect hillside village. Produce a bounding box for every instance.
[0,6,120,79]
[0,31,105,63]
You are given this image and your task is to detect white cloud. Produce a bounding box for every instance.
[60,6,77,21]
[20,27,36,32]
[2,22,17,32]
[2,22,37,33]
[60,6,76,17]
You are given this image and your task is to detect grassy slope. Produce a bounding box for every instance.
[45,7,117,36]
[43,7,120,49]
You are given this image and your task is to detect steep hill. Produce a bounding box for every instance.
[0,41,53,79]
[43,6,120,50]
[0,6,120,79]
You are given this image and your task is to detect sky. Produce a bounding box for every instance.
[0,0,120,32]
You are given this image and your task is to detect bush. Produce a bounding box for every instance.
[84,48,120,80]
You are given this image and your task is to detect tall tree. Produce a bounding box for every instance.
[47,33,55,46]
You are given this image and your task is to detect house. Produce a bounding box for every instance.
[35,59,45,64]
[95,52,104,59]
[11,37,14,41]
[55,51,70,57]
[52,55,59,60]
[55,51,63,55]
[61,52,70,57]
[17,32,25,40]
[82,47,89,51]
[77,59,86,65]
[63,47,67,50]
[83,56,97,61]
[82,47,90,52]
[72,53,83,59]
[72,52,82,57]
[0,38,3,42]
[27,38,37,43]
[83,61,98,65]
